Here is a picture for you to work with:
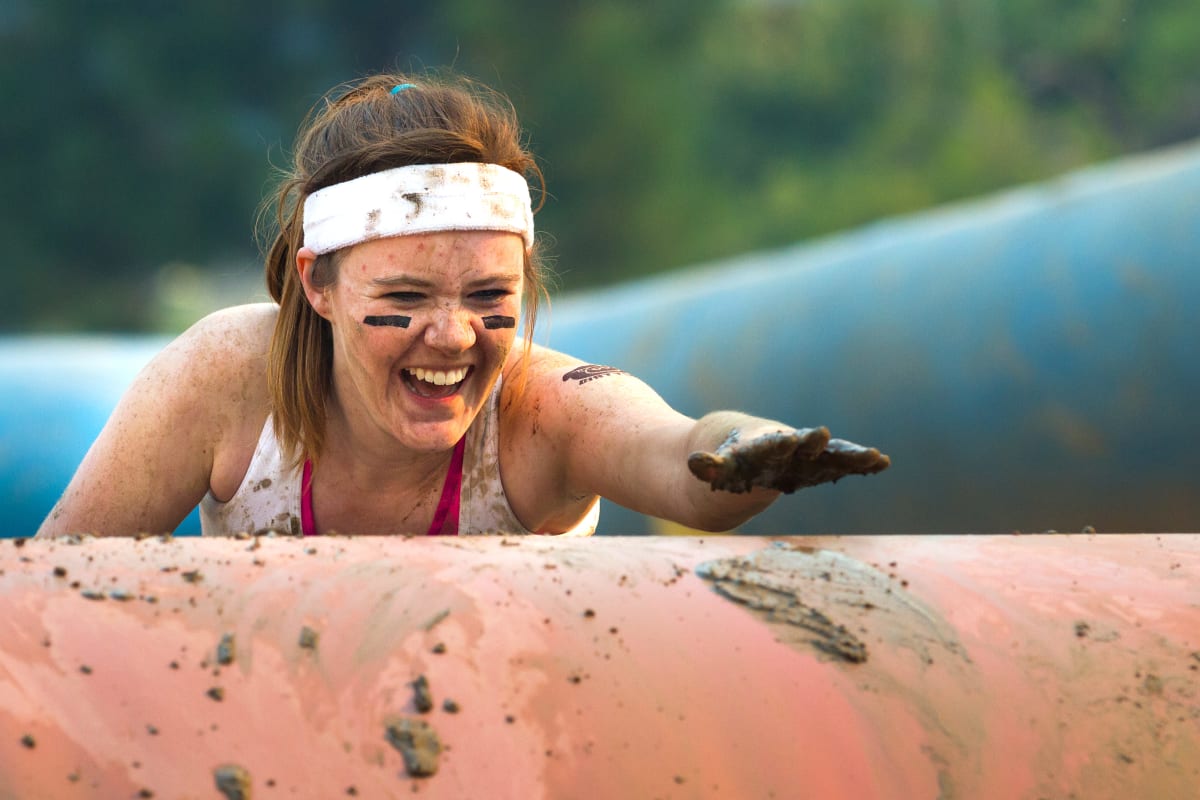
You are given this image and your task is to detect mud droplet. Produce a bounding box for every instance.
[411,675,434,713]
[431,642,446,655]
[298,626,319,651]
[207,687,225,702]
[442,699,460,714]
[384,716,441,777]
[181,570,203,584]
[583,608,596,618]
[20,734,35,749]
[213,764,252,800]
[80,589,105,601]
[53,566,68,578]
[217,633,236,666]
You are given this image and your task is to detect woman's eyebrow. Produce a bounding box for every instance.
[465,274,521,289]
[371,275,435,289]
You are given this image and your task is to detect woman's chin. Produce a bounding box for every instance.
[390,420,469,453]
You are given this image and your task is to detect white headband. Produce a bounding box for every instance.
[302,162,534,255]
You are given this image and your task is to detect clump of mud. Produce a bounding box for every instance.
[384,716,441,777]
[298,626,319,651]
[217,633,236,666]
[213,764,252,799]
[411,675,433,713]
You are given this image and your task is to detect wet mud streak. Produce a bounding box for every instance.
[385,716,442,777]
[481,315,516,329]
[213,764,252,800]
[562,364,627,385]
[697,543,968,666]
[364,315,411,328]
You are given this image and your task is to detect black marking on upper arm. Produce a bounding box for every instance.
[482,315,517,329]
[363,315,411,328]
[562,364,627,384]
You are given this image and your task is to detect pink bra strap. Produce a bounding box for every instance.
[301,459,316,536]
[427,436,466,536]
[299,435,465,537]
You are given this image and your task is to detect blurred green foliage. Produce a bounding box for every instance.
[3,0,1198,332]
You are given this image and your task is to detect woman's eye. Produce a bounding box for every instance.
[386,291,424,303]
[471,289,510,302]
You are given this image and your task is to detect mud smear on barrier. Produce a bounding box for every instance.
[697,542,969,666]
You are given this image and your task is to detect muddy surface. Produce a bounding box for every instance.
[384,716,441,777]
[697,542,967,666]
[687,427,890,494]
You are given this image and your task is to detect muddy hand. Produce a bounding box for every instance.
[687,427,890,494]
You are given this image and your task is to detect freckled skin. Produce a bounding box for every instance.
[300,231,523,457]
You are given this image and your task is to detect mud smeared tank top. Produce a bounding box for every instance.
[198,378,599,537]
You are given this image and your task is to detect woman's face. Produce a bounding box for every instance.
[303,231,524,454]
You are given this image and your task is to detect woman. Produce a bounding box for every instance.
[37,72,888,538]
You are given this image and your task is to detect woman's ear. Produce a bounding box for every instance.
[296,247,333,319]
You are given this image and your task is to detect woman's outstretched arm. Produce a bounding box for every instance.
[508,347,889,532]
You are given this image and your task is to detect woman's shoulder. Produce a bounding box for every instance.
[165,303,276,385]
[136,303,276,443]
[167,304,278,499]
[182,302,277,353]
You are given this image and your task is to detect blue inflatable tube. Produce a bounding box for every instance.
[541,142,1200,534]
[3,143,1199,536]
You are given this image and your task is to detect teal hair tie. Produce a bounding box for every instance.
[390,83,416,95]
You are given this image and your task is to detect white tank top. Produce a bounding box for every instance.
[199,378,599,537]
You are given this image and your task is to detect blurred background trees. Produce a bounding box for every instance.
[4,0,1199,332]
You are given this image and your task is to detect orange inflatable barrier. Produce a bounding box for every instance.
[2,533,1197,798]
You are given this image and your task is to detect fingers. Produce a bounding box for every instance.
[687,450,727,484]
[793,426,831,460]
[823,439,891,474]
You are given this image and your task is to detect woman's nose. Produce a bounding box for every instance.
[424,306,477,352]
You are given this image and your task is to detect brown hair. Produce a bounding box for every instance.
[261,71,548,466]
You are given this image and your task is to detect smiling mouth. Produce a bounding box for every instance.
[402,366,471,399]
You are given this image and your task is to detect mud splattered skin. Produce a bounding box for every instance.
[688,427,890,494]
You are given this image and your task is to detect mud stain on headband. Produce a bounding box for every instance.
[364,315,411,328]
[482,316,516,330]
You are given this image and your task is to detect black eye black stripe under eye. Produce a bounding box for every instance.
[363,315,411,328]
[482,316,516,329]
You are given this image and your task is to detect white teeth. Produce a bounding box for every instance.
[408,367,468,386]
